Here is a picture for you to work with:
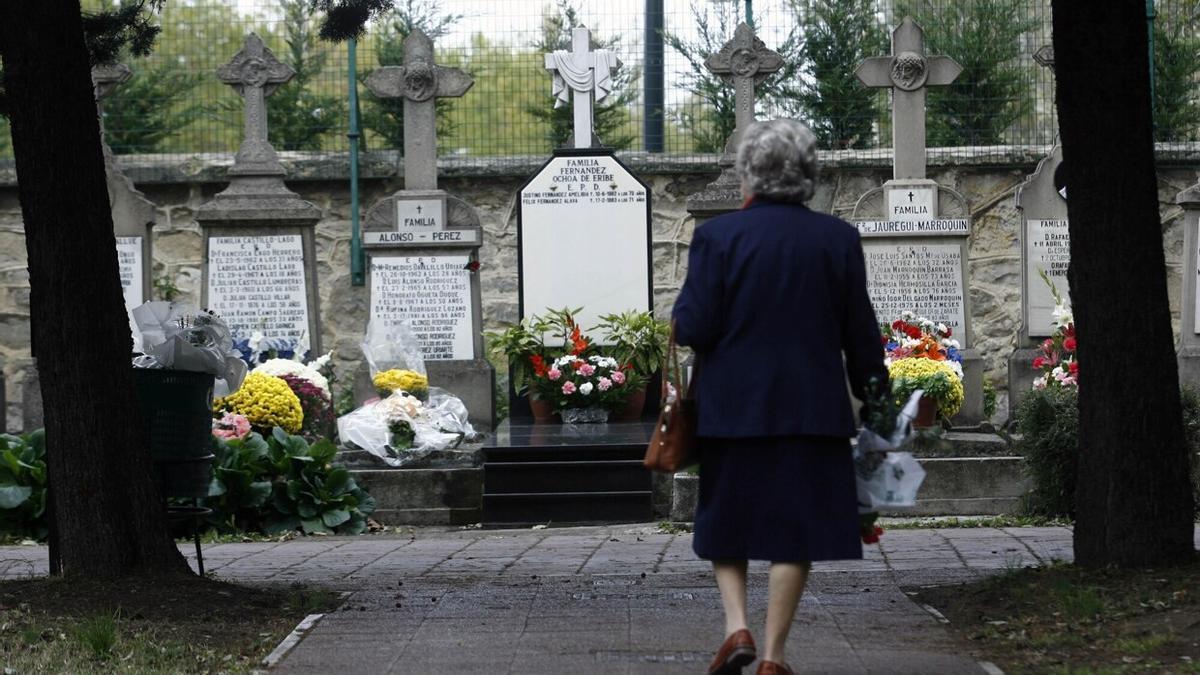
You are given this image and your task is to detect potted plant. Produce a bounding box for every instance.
[881,312,965,427]
[596,310,669,421]
[485,316,552,417]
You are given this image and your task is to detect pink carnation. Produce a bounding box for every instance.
[598,377,612,391]
[611,371,626,385]
[561,381,577,395]
[212,412,251,441]
[578,363,595,376]
[547,368,562,381]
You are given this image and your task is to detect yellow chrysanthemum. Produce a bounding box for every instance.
[888,357,965,419]
[214,373,304,434]
[373,369,429,396]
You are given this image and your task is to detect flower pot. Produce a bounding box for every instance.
[913,395,939,429]
[529,395,556,422]
[613,387,647,422]
[560,406,609,424]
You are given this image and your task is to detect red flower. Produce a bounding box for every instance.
[1064,337,1077,352]
[569,325,589,355]
[892,320,905,330]
[1064,323,1075,338]
[944,327,952,337]
[904,325,921,339]
[1068,360,1079,376]
[1032,356,1046,370]
[861,526,884,545]
[529,355,548,377]
[881,334,889,346]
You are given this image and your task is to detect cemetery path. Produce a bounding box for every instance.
[6,525,1189,673]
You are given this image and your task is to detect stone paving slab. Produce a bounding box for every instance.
[2,524,1138,673]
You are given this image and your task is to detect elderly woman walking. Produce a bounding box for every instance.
[673,119,888,675]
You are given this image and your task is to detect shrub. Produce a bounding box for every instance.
[0,430,48,542]
[1018,386,1200,517]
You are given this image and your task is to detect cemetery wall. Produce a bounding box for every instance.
[1,151,1198,430]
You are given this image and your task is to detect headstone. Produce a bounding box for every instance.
[851,17,984,424]
[196,34,322,356]
[544,26,622,149]
[510,25,652,418]
[1178,182,1200,385]
[685,23,783,221]
[93,63,156,341]
[1008,46,1065,404]
[363,29,495,430]
[1009,144,1069,398]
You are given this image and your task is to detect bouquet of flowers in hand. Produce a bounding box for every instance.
[1032,271,1078,391]
[854,378,927,545]
[881,311,965,421]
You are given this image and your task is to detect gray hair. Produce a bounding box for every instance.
[735,119,819,204]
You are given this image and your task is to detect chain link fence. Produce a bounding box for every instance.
[1,0,1198,164]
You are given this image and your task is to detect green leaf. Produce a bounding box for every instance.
[247,481,273,507]
[356,491,377,515]
[297,502,319,519]
[300,518,331,535]
[0,485,33,509]
[323,468,351,496]
[207,477,227,498]
[308,439,337,464]
[263,516,300,535]
[339,516,367,535]
[322,508,351,528]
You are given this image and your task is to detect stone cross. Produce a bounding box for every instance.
[366,30,474,190]
[856,17,962,180]
[91,63,132,160]
[544,26,621,149]
[216,34,294,176]
[705,22,783,157]
[1033,44,1055,71]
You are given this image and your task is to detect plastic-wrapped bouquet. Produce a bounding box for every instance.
[1032,271,1078,390]
[855,378,927,544]
[130,301,247,393]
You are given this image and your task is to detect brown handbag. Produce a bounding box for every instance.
[644,322,698,472]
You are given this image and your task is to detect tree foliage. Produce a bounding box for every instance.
[526,0,638,150]
[1152,0,1200,141]
[897,0,1036,146]
[101,61,204,153]
[792,0,887,149]
[663,1,802,153]
[360,0,461,152]
[266,0,346,151]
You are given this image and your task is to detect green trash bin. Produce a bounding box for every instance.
[132,368,215,499]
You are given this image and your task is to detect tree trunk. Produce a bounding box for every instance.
[1052,0,1195,566]
[0,0,189,577]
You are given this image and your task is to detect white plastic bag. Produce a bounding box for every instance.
[336,389,476,467]
[854,390,926,510]
[361,317,426,377]
[131,301,247,394]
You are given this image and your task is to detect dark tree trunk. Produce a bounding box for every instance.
[0,0,188,577]
[1052,0,1195,566]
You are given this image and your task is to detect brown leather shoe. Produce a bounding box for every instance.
[755,661,796,675]
[707,629,756,675]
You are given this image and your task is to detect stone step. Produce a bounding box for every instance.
[482,491,654,528]
[909,431,1012,458]
[351,467,482,527]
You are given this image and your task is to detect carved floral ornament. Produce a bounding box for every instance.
[890,51,928,91]
[403,63,437,102]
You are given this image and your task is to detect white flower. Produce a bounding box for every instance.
[1051,303,1073,328]
[579,382,594,396]
[310,350,333,371]
[936,323,948,334]
[254,358,331,396]
[247,330,265,353]
[379,391,424,423]
[295,330,311,360]
[901,310,916,321]
[948,361,964,379]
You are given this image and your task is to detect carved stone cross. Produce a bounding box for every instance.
[856,17,962,180]
[216,34,294,176]
[705,22,783,157]
[544,26,621,149]
[366,29,473,190]
[91,63,132,160]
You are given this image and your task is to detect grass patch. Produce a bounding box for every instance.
[0,575,341,673]
[882,514,1072,529]
[915,557,1200,674]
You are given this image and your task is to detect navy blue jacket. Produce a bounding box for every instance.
[672,200,888,438]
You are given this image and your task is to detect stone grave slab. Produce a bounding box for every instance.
[1178,182,1200,385]
[361,29,494,431]
[1010,144,1069,399]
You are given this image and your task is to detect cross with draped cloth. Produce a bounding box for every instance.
[544,26,622,149]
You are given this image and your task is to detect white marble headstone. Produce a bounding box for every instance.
[369,254,474,361]
[206,234,311,343]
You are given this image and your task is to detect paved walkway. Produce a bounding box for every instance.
[3,525,1170,673]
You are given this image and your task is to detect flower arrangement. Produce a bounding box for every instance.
[255,357,331,397]
[213,372,304,434]
[1032,271,1078,390]
[888,358,965,420]
[212,412,252,441]
[531,354,631,411]
[279,374,335,443]
[373,369,429,399]
[378,392,424,451]
[881,312,965,421]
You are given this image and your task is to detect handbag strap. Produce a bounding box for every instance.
[663,320,684,400]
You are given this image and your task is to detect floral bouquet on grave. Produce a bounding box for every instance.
[1032,270,1078,391]
[881,311,965,421]
[855,378,926,545]
[523,309,634,415]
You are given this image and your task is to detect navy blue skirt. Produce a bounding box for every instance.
[692,435,862,562]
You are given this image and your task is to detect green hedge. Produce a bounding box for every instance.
[1017,387,1200,518]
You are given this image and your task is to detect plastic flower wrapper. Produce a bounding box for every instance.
[854,378,927,544]
[337,388,477,467]
[130,301,247,394]
[361,318,426,379]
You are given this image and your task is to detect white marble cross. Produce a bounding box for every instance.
[365,29,474,190]
[216,34,294,175]
[704,23,783,157]
[856,17,962,180]
[544,26,621,149]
